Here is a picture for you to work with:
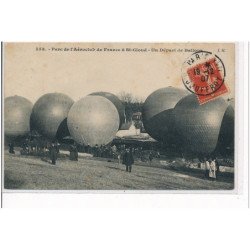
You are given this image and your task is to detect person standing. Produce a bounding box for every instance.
[21,141,29,155]
[215,157,220,180]
[123,148,134,172]
[49,142,58,165]
[69,144,78,161]
[149,152,153,166]
[74,144,78,161]
[204,157,210,179]
[209,159,217,181]
[117,152,121,165]
[55,140,60,154]
[85,144,90,154]
[69,145,74,160]
[94,144,98,157]
[8,142,15,154]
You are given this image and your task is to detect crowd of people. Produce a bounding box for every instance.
[8,139,61,165]
[89,144,120,159]
[19,138,55,156]
[8,140,150,173]
[7,139,224,178]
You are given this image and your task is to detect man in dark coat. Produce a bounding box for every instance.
[215,157,220,180]
[204,157,209,179]
[49,142,58,165]
[21,141,29,155]
[69,144,78,161]
[149,152,153,166]
[8,142,15,154]
[123,148,134,172]
[74,145,78,161]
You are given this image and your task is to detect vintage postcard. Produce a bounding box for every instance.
[2,42,235,191]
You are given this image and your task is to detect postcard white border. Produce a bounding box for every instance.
[1,42,248,208]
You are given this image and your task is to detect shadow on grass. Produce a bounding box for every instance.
[41,157,53,164]
[4,171,26,189]
[105,165,127,172]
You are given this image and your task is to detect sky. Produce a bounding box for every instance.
[4,42,235,103]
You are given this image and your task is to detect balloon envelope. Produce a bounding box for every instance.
[67,96,120,146]
[216,103,234,155]
[142,87,188,144]
[30,93,74,140]
[5,95,33,138]
[174,94,229,154]
[89,92,125,128]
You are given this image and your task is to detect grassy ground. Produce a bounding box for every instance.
[3,150,234,190]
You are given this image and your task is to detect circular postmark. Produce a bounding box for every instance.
[181,50,226,96]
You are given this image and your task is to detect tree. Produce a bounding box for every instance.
[118,91,144,122]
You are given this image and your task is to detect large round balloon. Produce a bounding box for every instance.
[30,93,74,140]
[89,92,125,128]
[67,96,120,146]
[174,94,229,155]
[142,87,188,144]
[5,95,33,138]
[216,100,234,155]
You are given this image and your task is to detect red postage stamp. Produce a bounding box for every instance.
[182,51,228,104]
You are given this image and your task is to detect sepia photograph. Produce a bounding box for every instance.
[2,42,235,191]
[1,2,250,250]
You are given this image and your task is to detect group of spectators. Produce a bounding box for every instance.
[91,144,119,159]
[9,139,60,165]
[8,140,223,178]
[19,138,54,156]
[9,140,150,172]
